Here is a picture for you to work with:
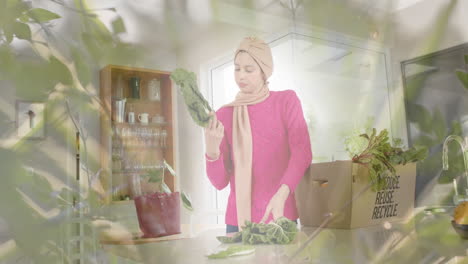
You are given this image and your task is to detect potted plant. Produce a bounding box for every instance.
[133,160,193,238]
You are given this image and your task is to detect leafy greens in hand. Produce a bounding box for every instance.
[170,68,213,127]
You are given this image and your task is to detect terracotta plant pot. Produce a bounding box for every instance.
[134,192,181,238]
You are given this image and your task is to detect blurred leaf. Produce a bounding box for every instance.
[406,102,432,132]
[163,160,176,176]
[432,109,446,141]
[18,13,29,23]
[449,121,462,136]
[0,44,15,69]
[464,55,468,64]
[81,32,102,61]
[13,61,56,99]
[12,21,31,40]
[5,0,29,19]
[73,0,142,65]
[30,172,55,204]
[144,169,163,183]
[64,83,93,101]
[71,46,91,86]
[392,138,403,147]
[438,170,456,184]
[27,8,61,22]
[413,135,436,148]
[56,187,82,207]
[160,182,171,194]
[181,191,193,211]
[106,42,142,65]
[48,56,73,85]
[111,16,126,34]
[207,245,255,259]
[418,0,456,59]
[0,150,63,262]
[404,70,431,101]
[3,24,14,43]
[455,70,468,89]
[73,0,113,45]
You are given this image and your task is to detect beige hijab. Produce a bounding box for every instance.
[223,37,273,229]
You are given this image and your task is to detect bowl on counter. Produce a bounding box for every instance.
[451,220,468,239]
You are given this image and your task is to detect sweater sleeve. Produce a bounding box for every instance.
[205,111,233,190]
[279,90,313,193]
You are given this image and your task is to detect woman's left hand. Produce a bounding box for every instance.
[260,184,290,223]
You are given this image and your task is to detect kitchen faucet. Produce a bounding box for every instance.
[442,135,468,204]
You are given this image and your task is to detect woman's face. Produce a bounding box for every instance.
[234,51,265,93]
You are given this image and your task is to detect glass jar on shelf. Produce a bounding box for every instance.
[129,77,141,99]
[147,78,161,101]
[113,74,124,99]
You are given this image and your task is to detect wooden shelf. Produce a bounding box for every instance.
[112,122,169,127]
[125,98,163,104]
[110,199,133,205]
[100,65,176,202]
[112,146,168,150]
[112,169,164,174]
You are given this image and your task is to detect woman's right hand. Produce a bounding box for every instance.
[204,112,224,159]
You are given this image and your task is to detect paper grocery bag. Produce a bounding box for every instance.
[295,161,416,229]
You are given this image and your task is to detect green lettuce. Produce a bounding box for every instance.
[216,217,298,245]
[170,68,213,127]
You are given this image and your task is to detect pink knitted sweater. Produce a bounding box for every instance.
[206,90,312,226]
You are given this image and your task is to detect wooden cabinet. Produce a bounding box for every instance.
[100,65,176,202]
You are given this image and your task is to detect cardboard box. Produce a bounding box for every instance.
[295,161,416,229]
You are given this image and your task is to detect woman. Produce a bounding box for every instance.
[204,36,312,233]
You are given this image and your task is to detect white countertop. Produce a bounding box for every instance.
[100,212,468,264]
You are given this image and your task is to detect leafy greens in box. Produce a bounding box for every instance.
[217,217,298,245]
[349,128,428,191]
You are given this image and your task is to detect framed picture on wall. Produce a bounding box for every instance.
[16,101,46,140]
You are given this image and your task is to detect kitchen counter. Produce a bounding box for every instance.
[100,209,468,263]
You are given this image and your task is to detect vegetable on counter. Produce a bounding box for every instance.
[350,128,428,191]
[207,245,255,259]
[170,68,213,127]
[216,217,298,245]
